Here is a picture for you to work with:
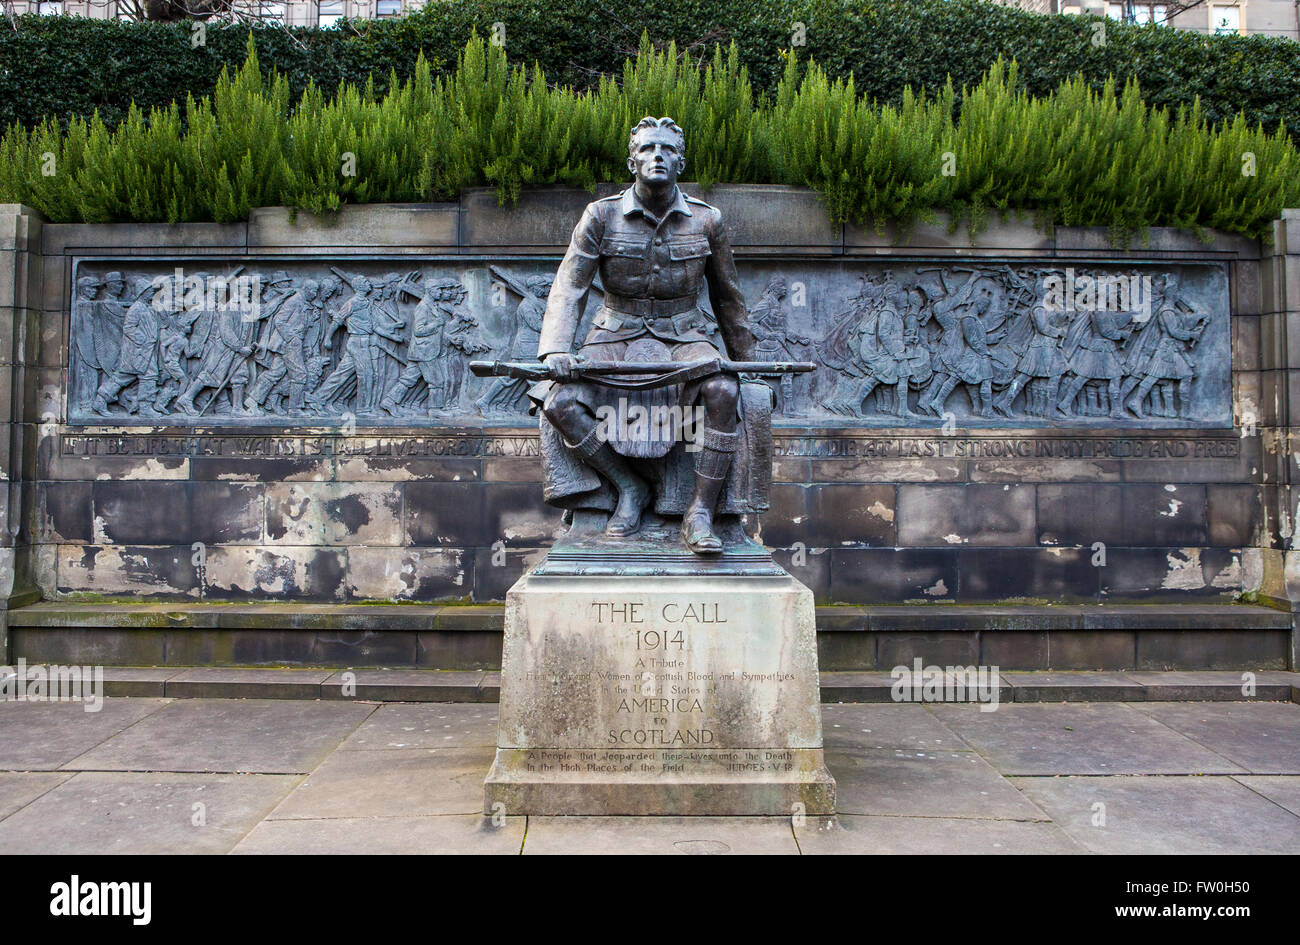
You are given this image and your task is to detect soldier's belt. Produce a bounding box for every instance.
[595,301,701,337]
[600,294,697,319]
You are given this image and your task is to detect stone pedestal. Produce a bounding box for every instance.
[483,571,835,815]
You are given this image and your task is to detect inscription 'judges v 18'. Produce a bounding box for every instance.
[483,116,835,815]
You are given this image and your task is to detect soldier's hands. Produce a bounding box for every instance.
[544,352,579,380]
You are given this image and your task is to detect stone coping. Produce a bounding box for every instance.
[8,665,1294,704]
[9,601,1291,633]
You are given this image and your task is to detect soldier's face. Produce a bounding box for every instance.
[105,280,124,297]
[628,128,684,185]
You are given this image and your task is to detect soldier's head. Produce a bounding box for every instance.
[764,276,787,300]
[627,117,686,186]
[321,276,341,300]
[526,275,553,299]
[301,279,319,301]
[352,275,372,297]
[76,276,99,300]
[103,272,125,297]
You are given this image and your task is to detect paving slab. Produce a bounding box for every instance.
[64,699,376,774]
[929,703,1246,775]
[0,698,169,770]
[826,747,1050,820]
[0,771,300,854]
[1012,775,1300,855]
[795,814,1085,855]
[0,771,74,819]
[522,816,799,854]
[1234,776,1300,817]
[338,703,498,750]
[1131,702,1300,774]
[266,747,494,819]
[231,814,524,854]
[821,703,968,751]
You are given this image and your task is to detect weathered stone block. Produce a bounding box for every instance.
[264,482,402,546]
[248,203,457,250]
[829,548,958,603]
[191,482,265,544]
[959,547,1099,602]
[1037,483,1126,546]
[405,481,486,546]
[876,631,979,669]
[55,544,199,598]
[92,481,190,544]
[897,484,1036,547]
[200,545,347,600]
[31,481,93,542]
[1120,484,1208,546]
[345,546,469,601]
[484,572,835,815]
[483,482,562,547]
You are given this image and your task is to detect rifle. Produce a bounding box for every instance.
[471,358,816,392]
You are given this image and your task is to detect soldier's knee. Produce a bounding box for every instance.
[701,373,739,405]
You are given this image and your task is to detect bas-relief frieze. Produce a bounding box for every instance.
[65,259,1232,430]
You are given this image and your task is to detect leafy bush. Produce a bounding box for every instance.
[1,34,1296,239]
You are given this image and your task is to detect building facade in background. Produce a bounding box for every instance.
[1,0,1296,43]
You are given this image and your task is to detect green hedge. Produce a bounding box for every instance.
[2,36,1295,239]
[1,0,1299,138]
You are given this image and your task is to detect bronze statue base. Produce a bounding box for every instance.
[531,510,786,578]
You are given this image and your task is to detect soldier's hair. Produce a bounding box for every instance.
[628,117,685,159]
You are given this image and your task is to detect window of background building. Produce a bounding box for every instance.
[377,0,402,15]
[1211,3,1241,33]
[114,0,135,18]
[37,1,63,14]
[261,1,286,24]
[318,0,344,27]
[1106,2,1168,22]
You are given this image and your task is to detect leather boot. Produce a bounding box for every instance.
[681,426,738,554]
[567,426,650,536]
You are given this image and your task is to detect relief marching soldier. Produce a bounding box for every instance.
[379,277,462,417]
[1121,273,1206,419]
[245,277,320,416]
[749,276,810,415]
[91,279,163,418]
[475,271,553,417]
[530,116,757,554]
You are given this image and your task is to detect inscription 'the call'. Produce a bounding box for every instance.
[592,601,728,623]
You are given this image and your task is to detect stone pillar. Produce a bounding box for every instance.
[1262,209,1300,668]
[0,205,44,661]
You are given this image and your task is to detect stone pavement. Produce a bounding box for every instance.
[2,697,1299,854]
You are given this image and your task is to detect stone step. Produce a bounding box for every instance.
[9,602,1294,672]
[4,665,1295,704]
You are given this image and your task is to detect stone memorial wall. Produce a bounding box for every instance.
[1,189,1296,653]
